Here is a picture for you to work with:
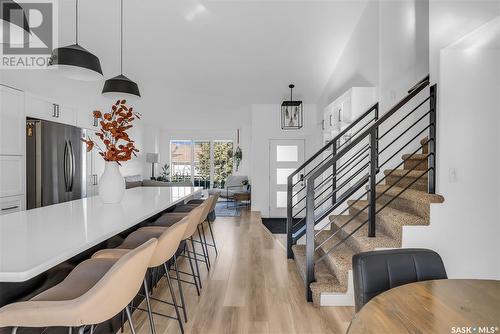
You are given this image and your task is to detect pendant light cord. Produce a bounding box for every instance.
[75,0,78,44]
[120,0,123,74]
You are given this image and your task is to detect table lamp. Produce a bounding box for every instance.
[146,153,159,179]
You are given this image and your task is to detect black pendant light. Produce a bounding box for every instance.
[281,84,303,130]
[102,0,140,99]
[0,0,30,45]
[48,0,102,81]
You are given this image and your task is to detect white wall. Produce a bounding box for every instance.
[404,2,500,279]
[318,0,379,116]
[250,104,320,217]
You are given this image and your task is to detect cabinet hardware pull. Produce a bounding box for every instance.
[329,114,332,126]
[2,206,19,211]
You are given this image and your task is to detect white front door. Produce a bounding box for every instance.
[269,139,305,217]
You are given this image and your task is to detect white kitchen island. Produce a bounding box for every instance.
[0,186,202,282]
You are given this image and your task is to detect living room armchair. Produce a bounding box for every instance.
[209,175,250,199]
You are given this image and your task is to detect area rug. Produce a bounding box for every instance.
[215,201,242,217]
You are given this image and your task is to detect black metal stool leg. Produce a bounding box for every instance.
[185,242,200,295]
[197,225,210,270]
[125,306,136,334]
[165,268,184,334]
[207,219,219,257]
[200,223,211,267]
[189,237,203,289]
[143,278,156,334]
[172,255,188,322]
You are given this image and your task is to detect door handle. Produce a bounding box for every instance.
[52,104,57,117]
[329,114,332,126]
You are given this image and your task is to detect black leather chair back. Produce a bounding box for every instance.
[352,248,447,312]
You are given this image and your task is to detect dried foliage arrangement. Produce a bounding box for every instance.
[82,100,141,164]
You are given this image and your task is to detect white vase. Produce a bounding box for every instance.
[98,162,125,204]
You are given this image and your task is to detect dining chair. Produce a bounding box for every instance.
[352,248,448,312]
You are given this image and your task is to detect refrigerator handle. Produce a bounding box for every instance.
[68,140,75,192]
[63,140,70,192]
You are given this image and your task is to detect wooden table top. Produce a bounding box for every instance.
[348,279,500,334]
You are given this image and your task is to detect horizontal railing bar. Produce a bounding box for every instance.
[378,111,430,156]
[312,175,369,223]
[308,76,430,182]
[316,219,369,263]
[291,186,305,199]
[408,75,430,94]
[315,161,370,205]
[376,144,428,186]
[378,97,430,141]
[315,201,369,249]
[376,168,432,214]
[313,165,368,211]
[288,103,378,180]
[378,124,430,170]
[292,216,305,230]
[336,117,376,152]
[336,153,370,184]
[336,144,370,177]
[314,187,369,237]
[376,153,431,194]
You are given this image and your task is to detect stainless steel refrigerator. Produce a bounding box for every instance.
[26,119,87,209]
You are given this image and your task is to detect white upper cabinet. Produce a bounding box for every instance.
[25,93,77,126]
[77,107,100,131]
[323,87,377,138]
[0,86,25,155]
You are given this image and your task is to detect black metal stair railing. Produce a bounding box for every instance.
[287,75,437,302]
[286,103,379,258]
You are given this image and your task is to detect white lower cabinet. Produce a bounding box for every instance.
[0,195,24,215]
[0,155,24,198]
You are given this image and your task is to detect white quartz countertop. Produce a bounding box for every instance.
[0,186,202,282]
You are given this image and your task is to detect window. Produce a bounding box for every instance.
[170,140,234,189]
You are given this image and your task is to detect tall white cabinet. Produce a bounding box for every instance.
[0,85,26,214]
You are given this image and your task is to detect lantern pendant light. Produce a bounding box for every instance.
[102,0,140,100]
[48,0,103,81]
[0,0,30,45]
[281,84,303,130]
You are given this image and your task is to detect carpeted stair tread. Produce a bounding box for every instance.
[314,231,356,290]
[375,185,444,204]
[291,245,345,305]
[401,153,428,161]
[347,200,426,241]
[384,168,429,179]
[327,215,399,252]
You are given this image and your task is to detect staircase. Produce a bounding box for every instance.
[287,76,444,305]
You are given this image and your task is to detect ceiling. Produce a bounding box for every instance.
[11,0,368,125]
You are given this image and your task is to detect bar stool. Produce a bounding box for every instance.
[0,239,157,334]
[143,199,211,291]
[93,219,190,334]
[174,194,220,259]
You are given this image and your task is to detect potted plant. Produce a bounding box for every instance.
[156,163,170,182]
[82,99,141,203]
[234,146,242,171]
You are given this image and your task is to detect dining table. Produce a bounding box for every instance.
[348,279,500,334]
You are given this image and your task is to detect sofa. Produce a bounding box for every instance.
[124,175,193,189]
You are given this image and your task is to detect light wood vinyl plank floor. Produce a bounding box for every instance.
[123,210,354,334]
